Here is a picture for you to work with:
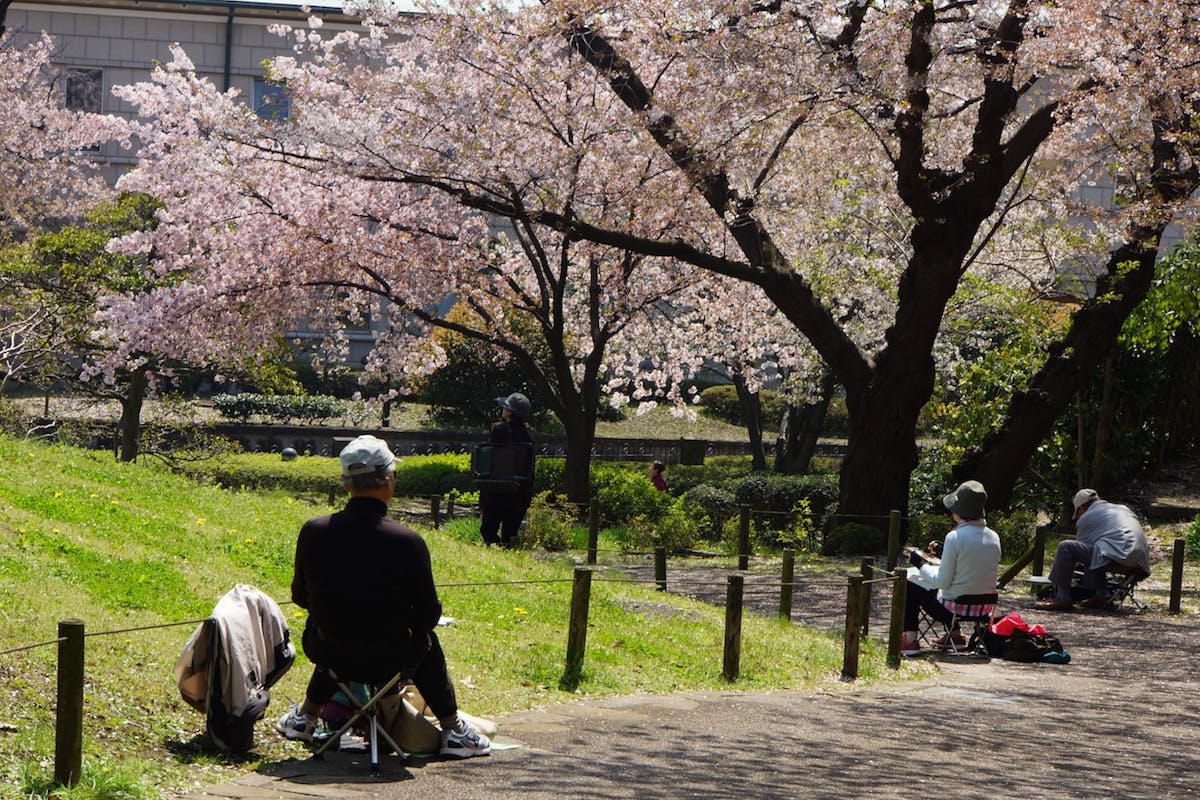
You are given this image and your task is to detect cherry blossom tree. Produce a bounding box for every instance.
[0,30,117,244]
[109,0,1200,519]
[104,42,709,502]
[364,0,1197,517]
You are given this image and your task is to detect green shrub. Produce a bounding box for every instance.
[821,522,886,556]
[774,498,820,552]
[592,463,673,524]
[732,472,839,523]
[1187,513,1200,560]
[618,502,698,553]
[667,456,755,495]
[392,454,474,496]
[522,492,575,551]
[212,393,344,424]
[696,384,784,429]
[989,509,1037,561]
[681,483,737,542]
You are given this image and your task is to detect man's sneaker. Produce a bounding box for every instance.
[440,719,492,758]
[276,703,317,742]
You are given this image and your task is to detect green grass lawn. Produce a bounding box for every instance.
[0,435,924,799]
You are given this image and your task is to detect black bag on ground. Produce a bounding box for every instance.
[984,627,1066,663]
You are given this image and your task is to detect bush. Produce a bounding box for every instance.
[1187,513,1200,560]
[696,384,784,429]
[732,473,839,523]
[521,492,575,551]
[989,509,1037,561]
[618,502,698,553]
[821,522,886,556]
[592,463,673,524]
[212,393,344,425]
[680,484,737,542]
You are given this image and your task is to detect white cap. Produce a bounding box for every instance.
[1072,488,1099,511]
[339,435,395,477]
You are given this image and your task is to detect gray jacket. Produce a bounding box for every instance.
[1075,500,1151,574]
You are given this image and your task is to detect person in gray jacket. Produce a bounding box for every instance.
[1037,489,1151,610]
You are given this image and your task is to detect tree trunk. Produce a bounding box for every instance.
[955,234,1167,508]
[774,370,835,475]
[1088,352,1116,489]
[559,405,597,508]
[117,370,148,462]
[732,375,767,470]
[835,366,929,534]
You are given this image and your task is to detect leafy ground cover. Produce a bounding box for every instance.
[0,435,921,799]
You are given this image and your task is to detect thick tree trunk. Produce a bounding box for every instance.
[1088,352,1116,489]
[732,375,767,470]
[117,369,148,462]
[955,236,1167,508]
[774,371,835,475]
[836,364,930,533]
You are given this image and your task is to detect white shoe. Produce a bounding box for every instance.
[275,703,317,742]
[440,718,491,758]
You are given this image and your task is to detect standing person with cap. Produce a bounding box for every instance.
[479,392,535,547]
[1036,489,1151,611]
[275,434,491,758]
[899,480,1002,657]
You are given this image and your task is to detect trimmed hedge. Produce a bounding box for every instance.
[212,393,344,425]
[176,452,475,497]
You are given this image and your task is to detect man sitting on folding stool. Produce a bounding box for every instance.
[276,434,490,759]
[900,481,1002,657]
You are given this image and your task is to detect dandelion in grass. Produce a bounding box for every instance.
[196,518,206,525]
[53,491,62,498]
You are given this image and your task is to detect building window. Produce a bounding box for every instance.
[254,79,291,120]
[63,68,104,113]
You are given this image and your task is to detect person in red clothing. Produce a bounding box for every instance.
[275,435,490,758]
[649,461,668,492]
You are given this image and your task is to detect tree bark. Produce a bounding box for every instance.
[774,370,835,475]
[117,369,148,462]
[558,404,596,508]
[956,234,1168,507]
[1088,352,1116,489]
[732,375,767,470]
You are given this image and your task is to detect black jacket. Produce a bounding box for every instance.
[291,497,442,643]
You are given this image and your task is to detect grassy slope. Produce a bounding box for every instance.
[0,436,920,798]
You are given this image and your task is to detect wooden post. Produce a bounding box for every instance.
[887,569,907,669]
[723,574,744,681]
[859,557,874,636]
[654,546,667,592]
[327,484,338,505]
[1169,537,1185,615]
[886,510,901,571]
[1031,527,1047,576]
[446,495,455,521]
[586,500,599,565]
[842,576,863,681]
[779,548,795,622]
[431,495,442,529]
[563,568,593,686]
[738,505,751,571]
[54,619,85,788]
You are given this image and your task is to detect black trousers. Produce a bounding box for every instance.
[303,627,459,722]
[903,584,957,631]
[480,500,528,545]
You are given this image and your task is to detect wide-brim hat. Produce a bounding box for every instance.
[339,434,395,477]
[496,392,532,419]
[943,480,987,519]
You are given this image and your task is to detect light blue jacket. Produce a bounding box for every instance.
[919,520,1001,598]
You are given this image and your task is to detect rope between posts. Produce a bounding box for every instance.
[85,617,212,639]
[0,637,67,657]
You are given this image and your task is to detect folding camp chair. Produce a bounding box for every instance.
[917,592,998,656]
[1103,564,1149,612]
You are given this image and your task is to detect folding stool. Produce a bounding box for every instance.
[311,668,409,772]
[917,592,998,656]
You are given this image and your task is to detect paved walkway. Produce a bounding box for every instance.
[178,587,1200,800]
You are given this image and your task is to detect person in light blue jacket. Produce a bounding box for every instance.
[900,481,1002,656]
[1037,489,1151,610]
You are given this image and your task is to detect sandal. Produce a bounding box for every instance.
[1035,598,1075,611]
